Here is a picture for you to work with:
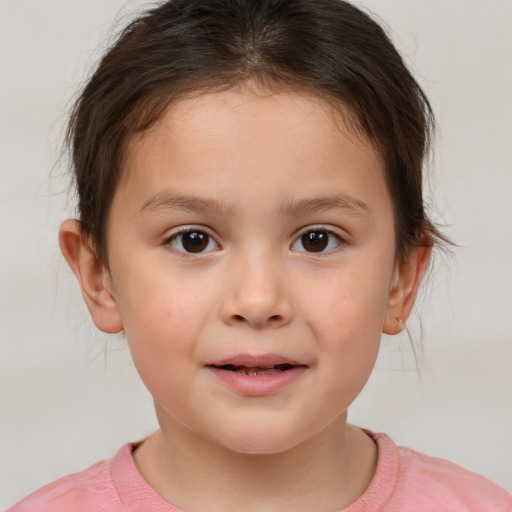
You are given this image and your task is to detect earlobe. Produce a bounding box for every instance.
[59,219,123,334]
[383,244,432,335]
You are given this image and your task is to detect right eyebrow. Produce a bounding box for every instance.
[138,192,235,217]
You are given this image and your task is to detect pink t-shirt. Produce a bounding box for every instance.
[8,431,512,511]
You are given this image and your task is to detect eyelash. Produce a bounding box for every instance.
[164,226,345,255]
[291,227,344,254]
[165,227,220,256]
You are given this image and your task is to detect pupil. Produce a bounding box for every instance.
[183,232,208,252]
[302,231,328,252]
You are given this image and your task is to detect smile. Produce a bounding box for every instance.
[213,363,296,376]
[206,356,307,396]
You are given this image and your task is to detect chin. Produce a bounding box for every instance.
[222,438,297,456]
[211,425,308,456]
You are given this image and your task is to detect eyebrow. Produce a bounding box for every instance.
[139,192,370,218]
[277,195,371,218]
[139,193,235,216]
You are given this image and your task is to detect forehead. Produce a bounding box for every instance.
[118,88,390,217]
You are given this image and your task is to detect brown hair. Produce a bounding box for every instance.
[67,0,445,264]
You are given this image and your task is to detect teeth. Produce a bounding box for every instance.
[215,363,295,375]
[235,366,281,376]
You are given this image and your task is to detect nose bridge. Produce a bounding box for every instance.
[220,245,293,328]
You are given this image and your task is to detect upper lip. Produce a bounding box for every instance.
[207,353,305,368]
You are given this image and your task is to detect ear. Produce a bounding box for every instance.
[59,219,123,334]
[383,244,432,335]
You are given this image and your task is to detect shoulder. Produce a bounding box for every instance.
[357,431,512,512]
[385,434,512,511]
[7,446,128,512]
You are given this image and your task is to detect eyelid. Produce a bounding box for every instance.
[166,224,216,236]
[164,225,221,255]
[291,225,346,254]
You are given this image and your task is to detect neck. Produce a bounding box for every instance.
[133,409,377,512]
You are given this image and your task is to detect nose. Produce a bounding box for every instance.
[219,252,294,329]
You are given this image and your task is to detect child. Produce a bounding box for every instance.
[8,0,511,510]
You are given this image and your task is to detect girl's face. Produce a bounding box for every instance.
[74,88,425,454]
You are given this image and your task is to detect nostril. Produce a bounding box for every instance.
[231,314,283,324]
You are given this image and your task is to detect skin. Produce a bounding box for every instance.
[60,87,430,511]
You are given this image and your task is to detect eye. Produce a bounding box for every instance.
[168,230,219,254]
[291,229,342,253]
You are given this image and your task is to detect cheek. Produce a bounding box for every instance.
[316,294,382,409]
[311,268,391,336]
[304,263,392,384]
[117,256,212,330]
[113,266,215,383]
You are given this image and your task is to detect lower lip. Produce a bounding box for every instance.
[207,366,307,396]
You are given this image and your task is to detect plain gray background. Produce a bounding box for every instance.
[1,0,511,507]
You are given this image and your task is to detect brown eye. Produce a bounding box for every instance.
[301,231,328,252]
[292,229,342,253]
[169,230,218,254]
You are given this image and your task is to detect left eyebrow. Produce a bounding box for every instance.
[278,195,371,218]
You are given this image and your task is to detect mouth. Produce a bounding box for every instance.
[209,363,297,376]
[206,355,307,395]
